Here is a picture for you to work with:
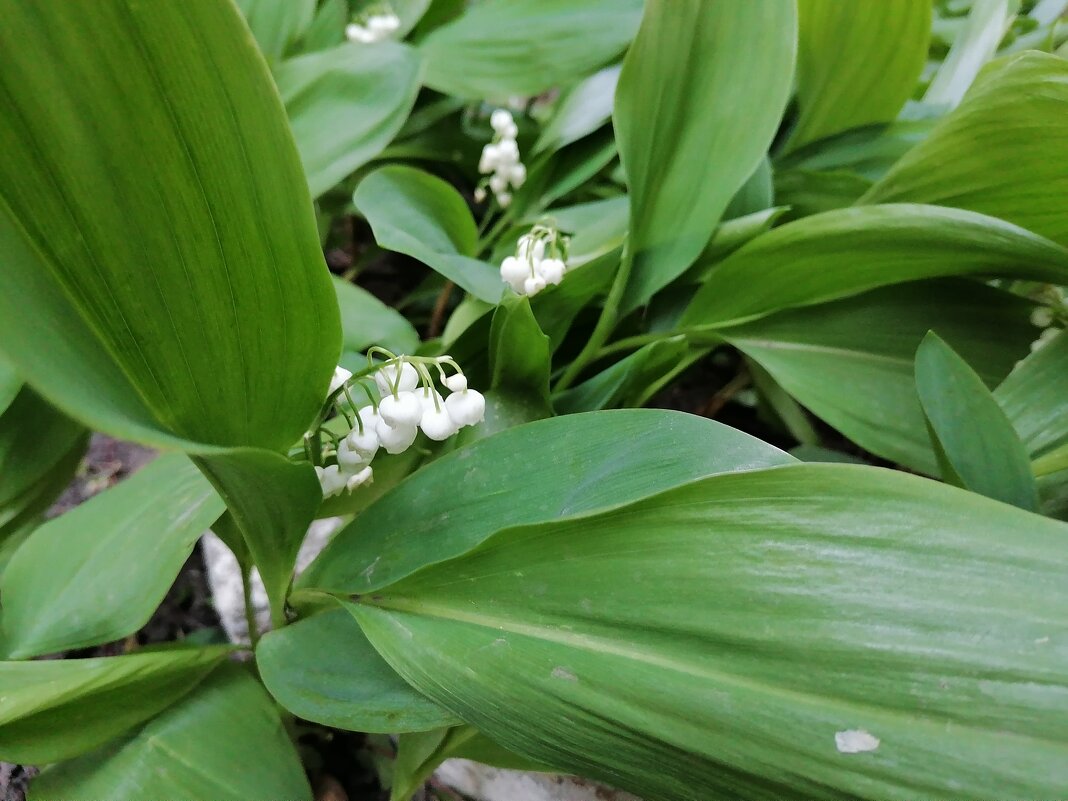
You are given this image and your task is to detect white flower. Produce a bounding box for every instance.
[499,256,527,291]
[1030,327,1059,352]
[315,465,346,498]
[345,23,375,43]
[1031,306,1054,328]
[474,187,487,203]
[374,361,419,394]
[496,138,519,164]
[329,366,353,395]
[537,257,566,286]
[379,390,423,427]
[523,275,546,296]
[444,373,468,392]
[345,466,374,491]
[489,173,508,195]
[490,109,514,134]
[478,143,500,174]
[445,389,486,427]
[420,400,459,441]
[509,163,526,188]
[497,192,512,208]
[336,437,370,471]
[367,13,400,34]
[376,418,419,454]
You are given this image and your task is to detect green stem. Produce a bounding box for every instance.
[476,206,517,255]
[554,243,634,392]
[241,566,261,647]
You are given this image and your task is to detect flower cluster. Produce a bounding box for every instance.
[500,223,571,297]
[312,354,485,498]
[345,5,400,44]
[476,110,524,208]
[1029,286,1065,352]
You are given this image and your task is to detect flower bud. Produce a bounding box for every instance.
[379,391,423,427]
[497,192,512,208]
[329,366,352,395]
[489,173,508,195]
[345,425,380,459]
[496,138,519,164]
[374,361,419,395]
[345,23,374,43]
[479,143,500,173]
[509,163,526,188]
[490,109,514,134]
[444,373,468,392]
[445,389,486,427]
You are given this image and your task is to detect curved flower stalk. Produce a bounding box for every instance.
[476,109,525,208]
[309,352,485,497]
[500,222,572,297]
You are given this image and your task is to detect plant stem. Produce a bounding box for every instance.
[241,566,261,647]
[428,281,454,337]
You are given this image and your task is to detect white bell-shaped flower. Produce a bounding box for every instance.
[496,138,519,164]
[420,398,460,441]
[374,361,420,395]
[315,465,346,498]
[345,466,374,491]
[445,389,486,427]
[509,163,527,188]
[329,366,353,395]
[497,192,512,208]
[345,424,380,460]
[376,418,419,454]
[379,390,423,427]
[523,275,546,296]
[499,256,527,291]
[537,258,566,286]
[444,373,468,392]
[489,173,508,195]
[336,437,370,471]
[479,144,500,174]
[345,23,375,43]
[490,109,513,134]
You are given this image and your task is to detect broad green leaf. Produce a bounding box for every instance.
[0,0,340,452]
[788,0,930,150]
[354,166,502,303]
[722,157,774,221]
[863,52,1068,247]
[0,355,18,416]
[534,65,621,154]
[235,0,316,61]
[681,204,1068,328]
[276,42,423,198]
[924,0,1017,108]
[521,131,618,214]
[553,339,689,414]
[723,280,1035,474]
[333,276,420,360]
[301,0,346,52]
[194,450,321,622]
[772,168,873,221]
[351,464,1068,801]
[685,208,791,285]
[0,647,230,764]
[300,410,794,594]
[1,455,225,659]
[995,328,1068,461]
[489,295,552,413]
[418,0,642,99]
[257,607,458,732]
[31,664,311,801]
[915,332,1038,510]
[616,0,797,309]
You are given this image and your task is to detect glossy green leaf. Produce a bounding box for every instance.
[995,328,1068,461]
[923,0,1017,108]
[0,647,230,764]
[257,607,458,732]
[31,664,310,801]
[300,410,794,594]
[616,0,797,309]
[535,65,621,154]
[788,0,930,151]
[489,295,552,413]
[354,166,502,303]
[418,0,642,99]
[333,276,420,359]
[1,455,225,659]
[915,332,1038,510]
[553,339,689,414]
[236,0,316,61]
[682,204,1068,328]
[276,42,423,198]
[0,0,339,452]
[352,464,1068,801]
[772,168,873,221]
[723,281,1035,474]
[863,52,1068,247]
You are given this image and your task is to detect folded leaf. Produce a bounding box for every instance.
[1,455,225,659]
[0,647,230,764]
[915,332,1038,510]
[257,607,458,732]
[31,664,310,801]
[352,464,1068,801]
[682,204,1068,328]
[616,0,797,310]
[300,410,794,594]
[994,328,1068,461]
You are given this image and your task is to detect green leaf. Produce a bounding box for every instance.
[276,42,423,198]
[31,664,311,801]
[681,204,1068,329]
[0,647,230,764]
[489,295,552,412]
[0,455,225,659]
[193,450,321,623]
[915,332,1039,510]
[553,339,690,414]
[300,410,794,594]
[0,0,340,452]
[333,276,420,359]
[301,0,346,52]
[772,168,873,221]
[235,0,316,61]
[616,0,797,309]
[418,0,642,99]
[257,607,458,733]
[534,64,621,154]
[788,0,930,151]
[862,52,1068,247]
[923,0,1017,108]
[995,328,1068,461]
[354,166,502,303]
[722,157,774,221]
[0,355,18,416]
[351,464,1068,801]
[723,280,1035,474]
